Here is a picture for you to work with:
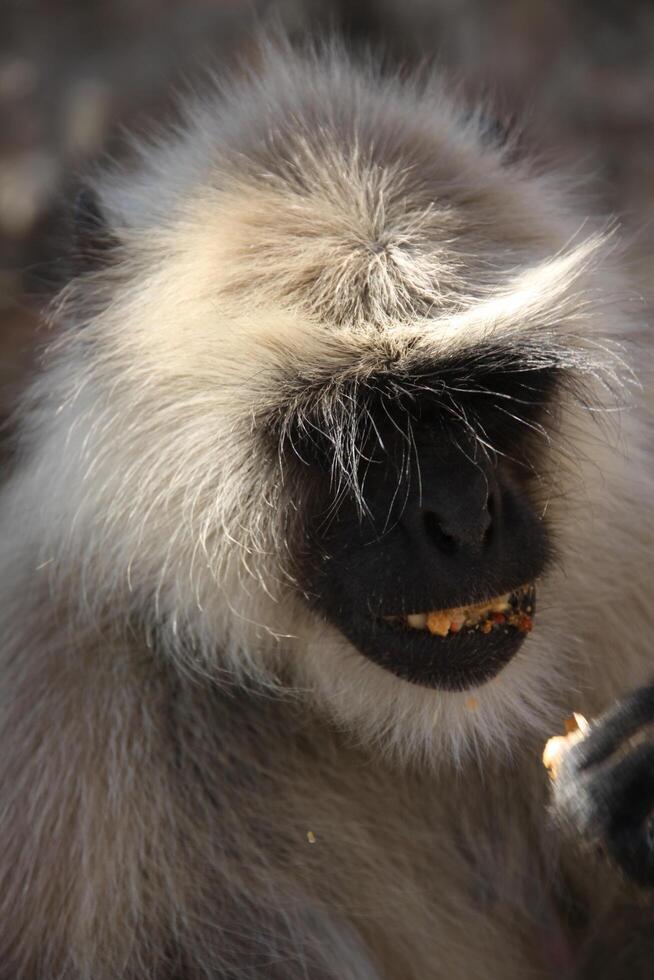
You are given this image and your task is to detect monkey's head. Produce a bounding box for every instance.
[38,45,632,760]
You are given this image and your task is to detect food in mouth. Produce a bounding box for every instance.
[383,585,534,638]
[330,584,537,690]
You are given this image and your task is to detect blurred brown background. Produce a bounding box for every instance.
[2,0,654,444]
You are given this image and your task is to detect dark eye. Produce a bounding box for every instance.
[281,417,336,469]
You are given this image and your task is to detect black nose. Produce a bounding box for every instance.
[398,458,497,555]
[422,501,491,553]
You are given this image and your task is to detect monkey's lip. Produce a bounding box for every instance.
[341,585,536,691]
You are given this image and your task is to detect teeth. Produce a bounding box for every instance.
[449,611,466,632]
[385,586,534,637]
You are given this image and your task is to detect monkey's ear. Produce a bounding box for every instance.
[72,186,117,274]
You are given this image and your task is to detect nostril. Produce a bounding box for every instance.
[423,511,457,554]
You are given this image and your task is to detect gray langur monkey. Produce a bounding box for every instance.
[0,40,653,980]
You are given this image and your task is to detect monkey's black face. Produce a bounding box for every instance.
[286,349,557,691]
[304,442,546,691]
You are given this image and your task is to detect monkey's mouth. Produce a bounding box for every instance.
[340,585,536,691]
[382,585,534,638]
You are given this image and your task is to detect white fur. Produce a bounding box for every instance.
[7,47,651,763]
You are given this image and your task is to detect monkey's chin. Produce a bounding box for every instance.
[337,586,535,691]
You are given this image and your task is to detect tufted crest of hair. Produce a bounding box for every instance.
[4,40,648,764]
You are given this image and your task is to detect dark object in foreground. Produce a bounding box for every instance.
[549,685,654,889]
